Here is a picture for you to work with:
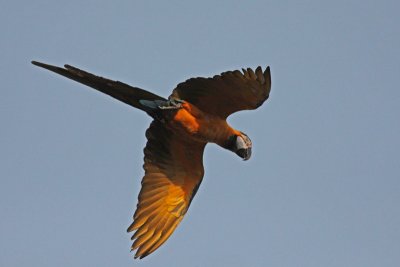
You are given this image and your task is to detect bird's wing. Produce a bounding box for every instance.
[31,61,166,110]
[127,120,206,259]
[170,66,271,119]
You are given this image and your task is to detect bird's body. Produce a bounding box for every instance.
[162,101,239,144]
[32,61,271,258]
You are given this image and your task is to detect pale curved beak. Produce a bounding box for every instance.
[236,147,252,161]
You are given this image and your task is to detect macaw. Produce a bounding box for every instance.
[32,61,271,259]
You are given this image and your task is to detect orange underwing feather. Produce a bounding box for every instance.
[127,121,206,258]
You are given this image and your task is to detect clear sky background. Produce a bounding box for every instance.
[1,1,399,266]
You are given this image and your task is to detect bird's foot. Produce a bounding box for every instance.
[158,98,184,110]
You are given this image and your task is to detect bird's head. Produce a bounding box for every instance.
[225,132,252,161]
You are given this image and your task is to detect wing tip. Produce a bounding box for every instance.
[31,60,49,68]
[31,60,77,73]
[264,65,271,86]
[31,60,68,73]
[127,222,135,233]
[265,66,271,76]
[64,64,74,69]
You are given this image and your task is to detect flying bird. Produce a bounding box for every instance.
[32,61,271,259]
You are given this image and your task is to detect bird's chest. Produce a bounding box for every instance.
[165,103,227,143]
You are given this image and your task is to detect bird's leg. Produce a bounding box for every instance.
[158,98,184,110]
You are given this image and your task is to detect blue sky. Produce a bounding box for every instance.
[1,1,399,266]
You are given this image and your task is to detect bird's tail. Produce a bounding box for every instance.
[31,61,167,116]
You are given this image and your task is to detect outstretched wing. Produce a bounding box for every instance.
[31,61,166,110]
[127,120,206,259]
[170,66,271,119]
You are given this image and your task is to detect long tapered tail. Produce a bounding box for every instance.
[31,61,167,114]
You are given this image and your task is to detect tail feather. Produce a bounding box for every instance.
[31,61,166,113]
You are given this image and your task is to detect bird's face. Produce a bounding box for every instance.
[226,132,252,160]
